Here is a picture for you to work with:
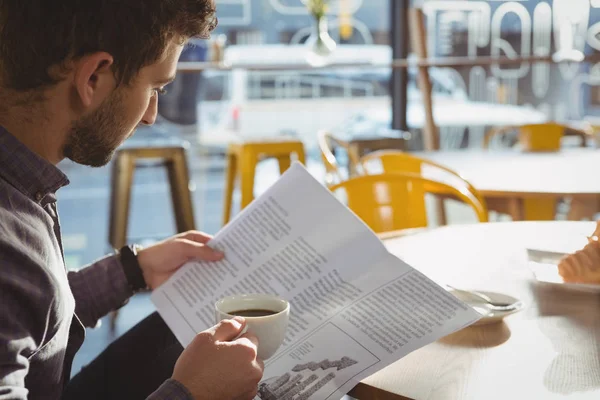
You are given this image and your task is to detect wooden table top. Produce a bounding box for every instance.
[414,148,600,198]
[352,221,600,400]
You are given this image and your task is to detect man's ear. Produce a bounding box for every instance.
[73,52,115,108]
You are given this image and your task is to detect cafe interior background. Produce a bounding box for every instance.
[63,0,600,379]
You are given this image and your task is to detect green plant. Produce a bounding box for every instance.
[305,0,329,20]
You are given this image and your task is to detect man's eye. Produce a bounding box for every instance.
[153,87,168,96]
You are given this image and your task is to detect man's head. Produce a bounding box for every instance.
[0,0,217,166]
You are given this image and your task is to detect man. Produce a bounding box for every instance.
[0,1,264,399]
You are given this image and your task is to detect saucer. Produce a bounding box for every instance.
[449,289,524,326]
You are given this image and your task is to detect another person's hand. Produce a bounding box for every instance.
[558,221,600,284]
[137,231,224,289]
[173,317,264,400]
[589,220,600,242]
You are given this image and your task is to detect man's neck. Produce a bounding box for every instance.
[0,95,68,165]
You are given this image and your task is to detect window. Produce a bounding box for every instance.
[419,0,600,148]
[197,1,391,153]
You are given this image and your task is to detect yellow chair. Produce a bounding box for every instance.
[223,138,305,225]
[360,150,487,224]
[483,123,588,220]
[483,123,588,151]
[318,130,344,187]
[329,173,488,234]
[360,150,486,206]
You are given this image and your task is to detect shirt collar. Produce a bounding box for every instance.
[0,125,69,202]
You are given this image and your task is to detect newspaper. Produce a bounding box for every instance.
[152,162,481,400]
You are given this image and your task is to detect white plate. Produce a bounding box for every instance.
[449,289,524,326]
[526,249,600,294]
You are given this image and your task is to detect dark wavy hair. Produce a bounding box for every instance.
[0,0,217,90]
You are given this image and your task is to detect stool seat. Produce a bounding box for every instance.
[228,136,304,145]
[223,137,305,225]
[114,143,189,154]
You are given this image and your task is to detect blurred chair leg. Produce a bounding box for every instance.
[435,199,447,226]
[108,152,136,250]
[296,146,306,165]
[486,197,556,221]
[507,198,525,221]
[222,152,237,225]
[568,197,599,221]
[485,198,511,221]
[167,150,196,232]
[523,198,556,221]
[347,143,362,177]
[108,151,136,335]
[276,156,291,174]
[239,151,258,210]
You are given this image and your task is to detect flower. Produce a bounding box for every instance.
[305,0,328,20]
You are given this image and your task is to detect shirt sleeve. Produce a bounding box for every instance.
[0,242,55,400]
[146,379,193,400]
[67,255,133,328]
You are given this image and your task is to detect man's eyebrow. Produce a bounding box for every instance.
[155,75,176,85]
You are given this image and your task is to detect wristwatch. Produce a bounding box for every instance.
[119,244,148,293]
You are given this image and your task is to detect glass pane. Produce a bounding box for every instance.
[419,0,600,149]
[192,0,391,156]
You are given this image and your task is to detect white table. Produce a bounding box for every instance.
[350,221,600,400]
[416,148,600,220]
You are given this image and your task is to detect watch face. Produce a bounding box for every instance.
[131,244,144,255]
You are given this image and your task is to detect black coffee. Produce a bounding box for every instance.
[228,309,278,317]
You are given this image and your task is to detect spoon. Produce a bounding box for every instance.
[446,285,522,312]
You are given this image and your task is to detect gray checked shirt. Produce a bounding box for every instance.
[0,126,191,399]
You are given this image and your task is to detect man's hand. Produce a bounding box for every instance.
[173,317,264,400]
[137,231,224,289]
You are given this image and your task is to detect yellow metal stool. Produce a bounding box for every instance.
[108,144,196,250]
[222,138,306,225]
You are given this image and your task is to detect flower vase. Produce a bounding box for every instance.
[305,16,337,67]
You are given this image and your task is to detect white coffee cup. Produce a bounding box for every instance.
[215,294,290,360]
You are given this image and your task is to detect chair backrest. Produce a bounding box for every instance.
[318,130,343,186]
[329,173,488,234]
[359,150,487,210]
[483,123,588,151]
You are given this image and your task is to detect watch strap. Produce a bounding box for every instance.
[119,245,147,292]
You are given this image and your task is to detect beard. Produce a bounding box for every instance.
[63,88,132,167]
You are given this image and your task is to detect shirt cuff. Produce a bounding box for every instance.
[101,254,134,307]
[147,379,193,400]
[67,254,133,327]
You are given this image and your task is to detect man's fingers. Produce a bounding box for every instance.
[238,388,259,400]
[212,317,247,341]
[177,238,224,260]
[235,389,259,400]
[236,332,259,349]
[256,357,264,373]
[178,230,213,244]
